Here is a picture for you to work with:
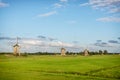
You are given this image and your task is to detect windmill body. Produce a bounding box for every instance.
[83,49,89,56]
[13,37,20,56]
[61,48,66,56]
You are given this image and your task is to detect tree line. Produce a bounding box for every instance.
[0,50,119,56]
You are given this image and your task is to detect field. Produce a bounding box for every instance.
[0,55,120,80]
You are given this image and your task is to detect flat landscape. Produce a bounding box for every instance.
[0,55,120,80]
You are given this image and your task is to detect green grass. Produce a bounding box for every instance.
[0,55,120,80]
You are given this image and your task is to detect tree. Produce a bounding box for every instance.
[104,50,108,55]
[99,50,103,55]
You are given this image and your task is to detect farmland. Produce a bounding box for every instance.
[0,55,120,80]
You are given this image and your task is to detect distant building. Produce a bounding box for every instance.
[13,37,20,56]
[61,48,66,56]
[83,49,89,56]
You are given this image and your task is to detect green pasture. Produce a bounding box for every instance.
[0,55,120,80]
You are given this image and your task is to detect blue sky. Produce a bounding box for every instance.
[0,0,120,53]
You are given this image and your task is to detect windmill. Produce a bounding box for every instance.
[60,41,66,56]
[13,37,20,56]
[61,47,66,56]
[83,49,89,56]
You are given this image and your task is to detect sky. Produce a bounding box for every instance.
[0,0,120,53]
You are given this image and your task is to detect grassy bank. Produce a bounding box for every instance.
[0,55,120,80]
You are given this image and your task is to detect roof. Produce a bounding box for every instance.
[61,48,66,50]
[13,44,19,47]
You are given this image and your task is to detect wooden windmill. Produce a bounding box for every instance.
[61,47,66,56]
[83,49,89,56]
[60,42,66,56]
[13,37,20,56]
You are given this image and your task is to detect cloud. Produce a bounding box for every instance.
[38,35,46,40]
[53,0,68,9]
[118,37,120,40]
[60,0,68,3]
[109,8,120,13]
[0,37,15,40]
[54,3,63,8]
[72,41,79,44]
[94,40,111,47]
[37,11,57,17]
[38,35,57,41]
[96,40,102,43]
[21,39,46,46]
[32,39,74,48]
[0,2,9,8]
[80,3,89,6]
[48,37,57,41]
[20,38,75,49]
[108,40,119,44]
[1,36,120,53]
[25,40,76,52]
[0,36,75,48]
[94,38,120,47]
[80,0,120,13]
[94,42,110,47]
[96,17,120,22]
[22,40,39,45]
[84,0,120,13]
[80,0,120,22]
[49,41,72,47]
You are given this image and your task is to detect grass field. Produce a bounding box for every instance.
[0,55,120,80]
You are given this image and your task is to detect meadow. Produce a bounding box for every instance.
[0,55,120,80]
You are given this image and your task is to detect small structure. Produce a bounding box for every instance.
[83,49,89,56]
[13,37,20,56]
[61,48,66,56]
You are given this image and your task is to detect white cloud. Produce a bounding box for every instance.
[10,37,76,52]
[54,3,63,8]
[37,11,57,17]
[18,38,120,53]
[80,0,120,13]
[0,2,9,8]
[21,39,74,48]
[60,0,68,3]
[80,3,89,6]
[80,0,120,23]
[1,36,120,53]
[49,41,73,47]
[22,40,41,45]
[15,38,77,53]
[96,17,120,22]
[109,8,120,13]
[53,0,68,9]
